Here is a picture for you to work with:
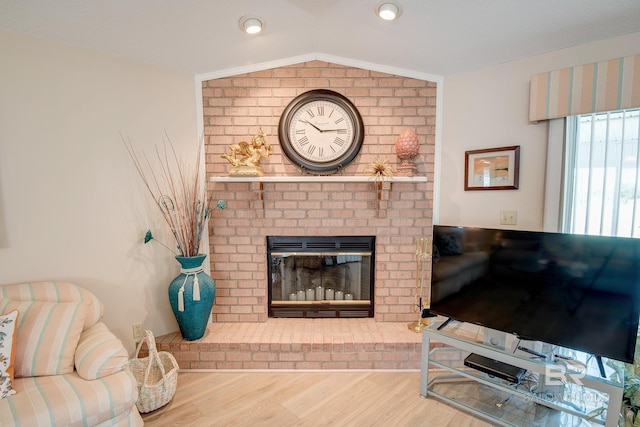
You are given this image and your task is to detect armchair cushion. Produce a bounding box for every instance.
[0,281,103,330]
[75,322,129,380]
[1,370,139,426]
[0,299,87,377]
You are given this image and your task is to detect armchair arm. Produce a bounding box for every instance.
[75,322,129,380]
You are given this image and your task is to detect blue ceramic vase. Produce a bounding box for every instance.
[168,254,216,341]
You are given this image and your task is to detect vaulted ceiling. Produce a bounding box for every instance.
[1,0,639,76]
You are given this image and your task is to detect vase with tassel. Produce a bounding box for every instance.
[168,254,216,341]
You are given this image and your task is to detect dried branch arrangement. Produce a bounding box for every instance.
[124,135,224,257]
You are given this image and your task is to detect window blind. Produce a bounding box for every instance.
[529,54,640,122]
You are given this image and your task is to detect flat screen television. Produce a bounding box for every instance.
[430,225,640,363]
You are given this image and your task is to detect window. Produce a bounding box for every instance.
[563,109,640,237]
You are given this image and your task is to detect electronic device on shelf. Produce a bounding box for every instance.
[517,345,547,359]
[430,225,640,364]
[464,353,526,384]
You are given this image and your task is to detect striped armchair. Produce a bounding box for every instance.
[0,282,143,426]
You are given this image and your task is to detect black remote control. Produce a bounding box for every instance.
[517,346,547,359]
[554,354,573,360]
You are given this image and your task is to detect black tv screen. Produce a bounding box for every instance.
[430,225,640,363]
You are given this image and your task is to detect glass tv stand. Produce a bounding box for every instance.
[420,318,624,427]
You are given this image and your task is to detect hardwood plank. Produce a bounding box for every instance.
[141,371,494,426]
[280,372,365,419]
[294,375,385,426]
[195,373,303,423]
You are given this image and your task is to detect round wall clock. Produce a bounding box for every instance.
[278,89,364,174]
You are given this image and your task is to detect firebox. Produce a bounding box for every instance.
[267,236,375,318]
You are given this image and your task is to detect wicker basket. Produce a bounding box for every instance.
[129,330,179,413]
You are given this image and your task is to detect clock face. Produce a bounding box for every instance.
[279,89,364,174]
[288,100,354,162]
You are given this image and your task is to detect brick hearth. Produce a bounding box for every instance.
[155,318,422,370]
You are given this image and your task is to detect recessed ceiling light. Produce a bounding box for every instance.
[377,3,400,21]
[239,16,264,34]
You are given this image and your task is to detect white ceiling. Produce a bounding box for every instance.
[1,0,639,77]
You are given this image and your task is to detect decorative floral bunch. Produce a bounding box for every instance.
[367,156,394,182]
[125,136,225,257]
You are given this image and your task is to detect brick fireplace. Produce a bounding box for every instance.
[153,60,437,369]
[204,60,436,324]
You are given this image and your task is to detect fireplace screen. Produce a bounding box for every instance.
[267,236,375,318]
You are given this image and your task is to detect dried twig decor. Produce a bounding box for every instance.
[124,135,224,257]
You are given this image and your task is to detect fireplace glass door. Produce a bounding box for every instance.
[267,236,375,317]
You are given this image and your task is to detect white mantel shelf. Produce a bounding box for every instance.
[209,175,428,183]
[210,175,427,216]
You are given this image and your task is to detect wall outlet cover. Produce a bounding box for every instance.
[132,322,144,339]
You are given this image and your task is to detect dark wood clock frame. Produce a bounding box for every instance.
[278,89,365,174]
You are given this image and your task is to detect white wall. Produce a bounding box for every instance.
[440,32,640,230]
[0,31,198,353]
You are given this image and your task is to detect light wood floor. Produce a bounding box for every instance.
[141,371,492,426]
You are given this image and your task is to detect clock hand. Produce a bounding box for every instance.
[319,128,347,133]
[300,120,324,133]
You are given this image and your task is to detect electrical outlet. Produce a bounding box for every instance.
[500,210,518,226]
[132,322,144,340]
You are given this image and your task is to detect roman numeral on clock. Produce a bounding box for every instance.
[296,129,306,134]
[298,136,310,146]
[306,109,315,118]
[334,117,344,124]
[317,106,324,116]
[307,145,317,156]
[333,137,345,146]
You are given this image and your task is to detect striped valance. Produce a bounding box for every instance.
[529,54,640,122]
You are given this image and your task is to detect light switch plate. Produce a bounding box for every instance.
[500,210,517,225]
